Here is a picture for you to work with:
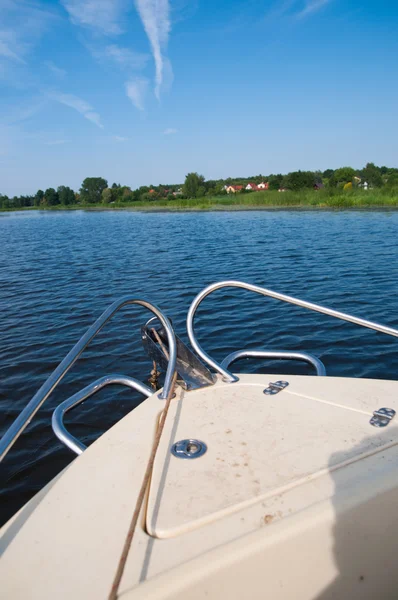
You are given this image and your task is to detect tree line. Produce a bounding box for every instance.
[1,163,397,209]
[180,164,398,198]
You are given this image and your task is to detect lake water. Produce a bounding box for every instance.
[1,209,397,525]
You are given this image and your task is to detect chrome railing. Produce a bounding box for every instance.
[221,350,326,376]
[0,297,177,462]
[52,375,152,455]
[187,280,398,382]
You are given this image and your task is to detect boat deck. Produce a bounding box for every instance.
[2,373,398,599]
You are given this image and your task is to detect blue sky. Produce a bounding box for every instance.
[0,0,397,195]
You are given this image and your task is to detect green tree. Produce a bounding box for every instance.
[21,195,34,207]
[120,187,134,202]
[334,167,356,185]
[360,163,383,187]
[34,189,44,207]
[283,171,314,191]
[385,172,398,188]
[205,179,217,192]
[57,186,75,205]
[196,186,206,198]
[140,192,156,202]
[328,173,337,188]
[44,187,59,206]
[101,188,113,204]
[136,185,150,200]
[183,172,205,198]
[214,183,226,195]
[111,186,122,202]
[0,195,10,209]
[80,177,108,204]
[322,169,334,179]
[268,174,283,191]
[157,185,166,197]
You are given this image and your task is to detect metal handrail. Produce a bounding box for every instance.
[52,375,152,455]
[221,350,326,376]
[187,280,398,382]
[0,297,177,461]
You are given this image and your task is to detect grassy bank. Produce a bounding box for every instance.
[2,188,398,212]
[126,188,398,210]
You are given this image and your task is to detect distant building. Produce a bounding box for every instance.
[278,188,288,192]
[257,182,269,190]
[357,180,369,190]
[313,182,324,190]
[226,185,243,193]
[245,183,258,191]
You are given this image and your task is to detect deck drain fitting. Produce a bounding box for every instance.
[171,439,207,459]
[370,408,396,428]
[264,381,289,395]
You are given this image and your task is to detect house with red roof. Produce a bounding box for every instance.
[245,183,258,191]
[226,185,243,193]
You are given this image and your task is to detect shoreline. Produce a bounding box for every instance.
[1,203,398,214]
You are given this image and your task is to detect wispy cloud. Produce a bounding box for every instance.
[134,0,171,99]
[163,128,177,135]
[45,139,68,145]
[84,112,103,127]
[104,45,150,70]
[265,0,331,21]
[61,0,126,35]
[44,60,66,78]
[296,0,331,18]
[125,78,148,111]
[113,135,128,142]
[5,99,48,125]
[0,1,57,66]
[61,0,173,104]
[0,38,25,63]
[52,93,104,128]
[264,0,296,20]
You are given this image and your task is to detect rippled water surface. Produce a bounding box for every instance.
[1,209,397,524]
